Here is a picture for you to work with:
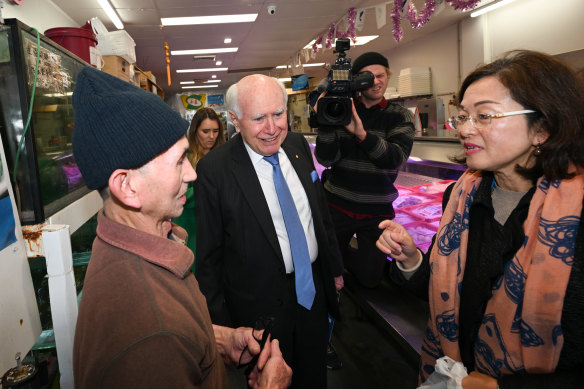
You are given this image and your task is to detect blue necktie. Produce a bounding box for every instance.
[264,153,315,310]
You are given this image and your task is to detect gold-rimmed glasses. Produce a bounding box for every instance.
[447,109,536,130]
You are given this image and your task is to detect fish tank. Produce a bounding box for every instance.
[0,18,90,225]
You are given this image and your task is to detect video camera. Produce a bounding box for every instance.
[311,38,374,127]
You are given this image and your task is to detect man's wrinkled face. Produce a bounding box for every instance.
[231,77,288,156]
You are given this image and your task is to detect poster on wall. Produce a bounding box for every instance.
[181,93,206,110]
[207,94,225,108]
[0,158,16,251]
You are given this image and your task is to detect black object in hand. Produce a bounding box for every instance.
[244,317,274,376]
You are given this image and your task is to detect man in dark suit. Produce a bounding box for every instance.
[195,74,344,388]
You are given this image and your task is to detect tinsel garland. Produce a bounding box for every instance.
[407,0,436,29]
[392,0,404,42]
[445,0,481,11]
[313,8,357,52]
[312,35,323,54]
[336,7,357,41]
[391,0,482,42]
[325,23,336,49]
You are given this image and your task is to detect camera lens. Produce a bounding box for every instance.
[325,101,345,118]
[316,96,352,126]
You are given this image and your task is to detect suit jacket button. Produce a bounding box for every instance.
[277,299,283,306]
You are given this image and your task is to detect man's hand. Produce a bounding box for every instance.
[248,337,292,389]
[212,325,261,367]
[345,99,367,141]
[376,220,420,269]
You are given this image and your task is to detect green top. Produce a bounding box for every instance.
[173,181,196,273]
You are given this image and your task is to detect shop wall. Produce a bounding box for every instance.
[484,0,584,60]
[385,0,584,102]
[3,0,77,32]
[383,24,460,98]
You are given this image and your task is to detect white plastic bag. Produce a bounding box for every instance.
[417,356,468,389]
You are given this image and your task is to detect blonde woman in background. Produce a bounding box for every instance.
[174,107,226,265]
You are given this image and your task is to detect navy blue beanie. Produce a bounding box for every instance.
[72,67,188,190]
[352,52,389,74]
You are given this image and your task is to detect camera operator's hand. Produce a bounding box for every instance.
[312,91,327,112]
[345,98,367,141]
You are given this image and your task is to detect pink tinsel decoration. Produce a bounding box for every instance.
[391,0,403,42]
[446,0,481,11]
[312,35,323,54]
[336,7,357,43]
[407,0,436,29]
[325,24,335,49]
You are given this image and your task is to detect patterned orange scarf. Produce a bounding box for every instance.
[421,168,583,380]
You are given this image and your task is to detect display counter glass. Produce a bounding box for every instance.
[0,19,90,224]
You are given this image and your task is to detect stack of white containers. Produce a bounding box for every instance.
[91,17,136,64]
[398,67,432,97]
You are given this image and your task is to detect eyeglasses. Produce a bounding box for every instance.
[447,109,536,130]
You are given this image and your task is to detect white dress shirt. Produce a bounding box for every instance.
[244,141,318,273]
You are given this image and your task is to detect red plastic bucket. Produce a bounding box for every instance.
[44,25,97,66]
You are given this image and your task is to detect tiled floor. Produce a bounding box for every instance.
[327,287,419,389]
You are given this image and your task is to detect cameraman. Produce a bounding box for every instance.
[314,52,415,288]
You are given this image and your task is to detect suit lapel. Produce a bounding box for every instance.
[231,136,283,262]
[283,135,321,224]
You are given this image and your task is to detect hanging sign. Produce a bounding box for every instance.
[181,93,206,110]
[207,94,225,107]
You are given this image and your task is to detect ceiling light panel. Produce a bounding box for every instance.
[172,48,238,56]
[182,85,220,89]
[304,35,379,49]
[97,0,124,30]
[177,68,229,73]
[161,14,258,26]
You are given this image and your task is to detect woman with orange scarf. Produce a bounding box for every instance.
[377,50,584,388]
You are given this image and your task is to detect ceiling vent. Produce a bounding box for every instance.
[193,55,216,61]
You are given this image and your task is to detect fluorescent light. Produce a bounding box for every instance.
[353,35,379,45]
[304,35,378,49]
[182,85,220,89]
[216,61,223,66]
[161,14,258,26]
[177,68,229,73]
[277,63,324,69]
[278,77,292,82]
[224,37,232,44]
[211,75,217,78]
[171,48,238,56]
[97,0,124,29]
[471,0,516,17]
[180,81,195,85]
[205,80,221,83]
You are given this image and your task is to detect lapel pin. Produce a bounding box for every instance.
[296,155,299,159]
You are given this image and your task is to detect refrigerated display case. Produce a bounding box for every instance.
[0,18,90,225]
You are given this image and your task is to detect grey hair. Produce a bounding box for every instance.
[226,75,288,119]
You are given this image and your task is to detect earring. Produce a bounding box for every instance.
[534,142,542,156]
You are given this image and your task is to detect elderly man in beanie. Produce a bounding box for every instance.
[71,67,291,389]
[314,52,415,290]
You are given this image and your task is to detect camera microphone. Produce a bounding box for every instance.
[308,78,328,108]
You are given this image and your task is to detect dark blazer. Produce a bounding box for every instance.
[194,132,343,327]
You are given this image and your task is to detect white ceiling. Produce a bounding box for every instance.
[51,0,491,95]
